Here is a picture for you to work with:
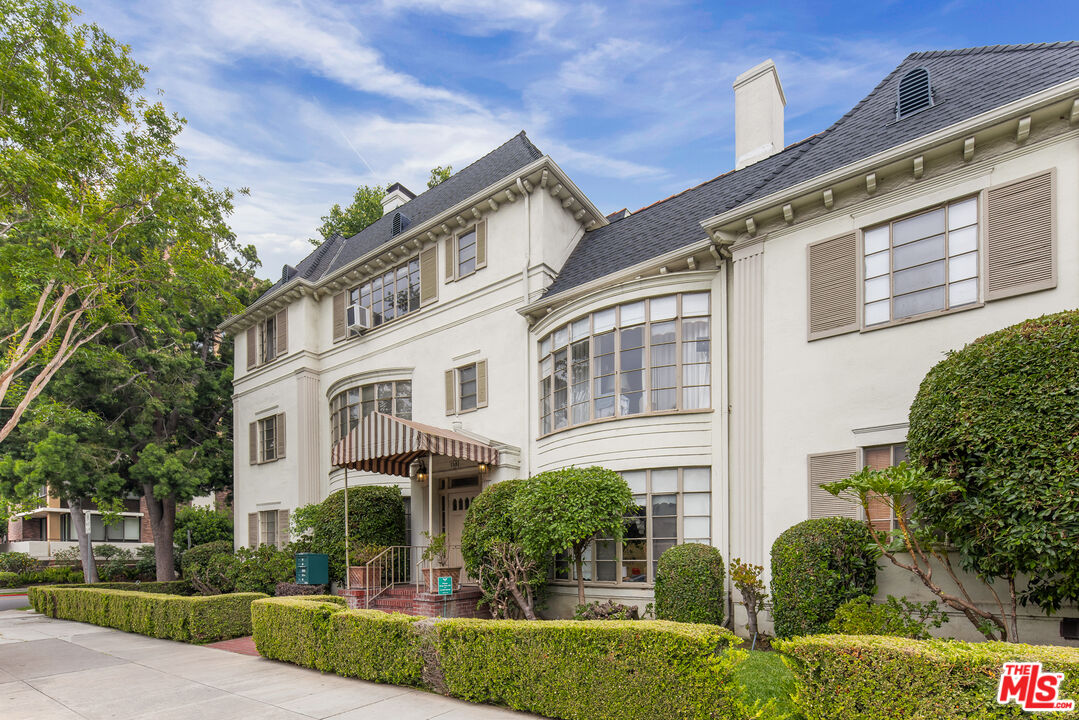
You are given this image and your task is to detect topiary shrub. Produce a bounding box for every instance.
[828,595,948,640]
[654,543,725,625]
[461,478,548,619]
[770,517,877,638]
[292,485,406,583]
[908,310,1079,612]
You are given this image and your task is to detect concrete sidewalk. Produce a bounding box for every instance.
[0,609,538,719]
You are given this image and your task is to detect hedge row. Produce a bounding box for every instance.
[775,634,1079,719]
[62,580,193,595]
[29,586,265,643]
[252,598,744,720]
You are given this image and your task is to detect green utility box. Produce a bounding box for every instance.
[295,553,329,585]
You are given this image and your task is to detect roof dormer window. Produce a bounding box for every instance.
[896,67,933,120]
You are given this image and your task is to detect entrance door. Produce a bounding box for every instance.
[443,488,478,582]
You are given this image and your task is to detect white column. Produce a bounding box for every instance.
[296,371,321,507]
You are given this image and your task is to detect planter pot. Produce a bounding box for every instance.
[421,566,462,592]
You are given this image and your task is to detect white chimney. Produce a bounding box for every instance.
[733,59,786,170]
[381,182,415,215]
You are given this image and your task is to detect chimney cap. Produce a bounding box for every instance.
[733,59,786,106]
[384,182,416,200]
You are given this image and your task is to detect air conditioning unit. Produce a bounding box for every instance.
[346,304,371,336]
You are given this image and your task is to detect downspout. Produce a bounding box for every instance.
[517,177,533,477]
[709,232,735,629]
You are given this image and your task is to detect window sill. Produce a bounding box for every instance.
[860,300,983,333]
[249,351,289,372]
[538,407,714,441]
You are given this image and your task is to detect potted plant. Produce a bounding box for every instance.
[420,531,461,591]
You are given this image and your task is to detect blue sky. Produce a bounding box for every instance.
[76,0,1078,279]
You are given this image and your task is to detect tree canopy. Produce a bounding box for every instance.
[427,165,452,188]
[310,184,385,246]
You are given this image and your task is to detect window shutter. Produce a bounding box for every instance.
[275,308,288,356]
[445,237,455,280]
[277,509,289,548]
[419,246,438,305]
[275,413,286,459]
[476,359,488,408]
[985,172,1055,301]
[332,291,346,340]
[248,513,258,547]
[808,450,861,519]
[246,327,257,370]
[249,422,258,465]
[807,233,859,340]
[445,369,456,415]
[475,220,487,269]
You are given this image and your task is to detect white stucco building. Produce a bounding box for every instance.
[223,42,1079,639]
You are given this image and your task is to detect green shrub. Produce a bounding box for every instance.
[19,566,83,585]
[252,598,425,685]
[134,545,157,579]
[51,546,82,567]
[187,544,293,595]
[0,570,19,587]
[573,599,640,620]
[435,618,744,719]
[28,586,265,643]
[908,310,1079,611]
[250,597,746,720]
[62,580,193,594]
[770,517,877,637]
[654,543,725,624]
[94,544,134,581]
[828,595,948,640]
[292,485,406,583]
[0,551,37,574]
[275,582,329,596]
[775,634,1079,719]
[174,505,233,549]
[180,540,233,577]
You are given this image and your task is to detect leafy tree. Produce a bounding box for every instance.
[729,558,767,638]
[461,479,548,619]
[512,466,635,605]
[0,0,254,442]
[310,184,384,246]
[908,310,1079,625]
[427,165,452,188]
[174,505,233,550]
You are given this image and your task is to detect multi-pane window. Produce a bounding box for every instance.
[258,416,278,462]
[458,364,478,411]
[539,293,710,435]
[330,381,412,442]
[348,257,421,328]
[89,515,140,542]
[457,229,477,277]
[864,197,979,326]
[553,467,711,585]
[259,510,277,548]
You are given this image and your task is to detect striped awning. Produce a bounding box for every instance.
[329,412,499,477]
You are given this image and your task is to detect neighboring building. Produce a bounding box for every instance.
[3,491,154,559]
[223,42,1079,640]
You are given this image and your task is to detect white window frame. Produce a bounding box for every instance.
[258,416,278,463]
[348,256,421,330]
[330,380,412,442]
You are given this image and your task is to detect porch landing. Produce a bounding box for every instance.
[337,584,486,618]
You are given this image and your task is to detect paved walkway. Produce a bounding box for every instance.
[0,609,538,719]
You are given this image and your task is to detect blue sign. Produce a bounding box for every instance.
[437,576,453,595]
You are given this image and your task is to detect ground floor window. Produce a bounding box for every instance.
[864,442,910,531]
[259,510,278,547]
[553,467,711,586]
[88,514,140,542]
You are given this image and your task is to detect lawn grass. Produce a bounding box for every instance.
[735,650,802,719]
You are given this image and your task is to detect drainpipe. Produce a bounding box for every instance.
[344,466,350,590]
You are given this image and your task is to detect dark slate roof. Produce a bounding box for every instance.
[258,131,543,299]
[545,41,1079,297]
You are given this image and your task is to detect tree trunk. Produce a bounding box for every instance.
[68,499,99,583]
[1007,578,1020,643]
[142,484,176,581]
[573,545,585,606]
[744,592,760,637]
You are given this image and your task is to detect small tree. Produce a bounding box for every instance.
[427,165,452,188]
[461,479,548,619]
[729,558,767,638]
[825,463,1016,641]
[174,506,233,550]
[513,467,636,605]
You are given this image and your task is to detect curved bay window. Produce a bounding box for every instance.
[348,257,421,328]
[553,467,712,585]
[538,293,710,435]
[330,380,412,443]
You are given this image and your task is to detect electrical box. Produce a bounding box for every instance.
[295,553,329,585]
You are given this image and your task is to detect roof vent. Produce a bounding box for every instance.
[391,212,411,237]
[896,67,933,120]
[281,264,297,281]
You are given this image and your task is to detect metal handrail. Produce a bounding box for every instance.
[360,545,422,608]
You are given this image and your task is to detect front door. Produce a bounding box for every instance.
[443,488,478,582]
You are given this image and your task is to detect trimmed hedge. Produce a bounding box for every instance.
[28,586,265,643]
[62,580,193,595]
[275,582,330,597]
[775,634,1079,719]
[654,543,726,624]
[770,517,877,637]
[251,597,745,720]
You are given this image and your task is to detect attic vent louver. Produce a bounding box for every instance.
[282,264,297,281]
[896,67,933,120]
[391,211,410,237]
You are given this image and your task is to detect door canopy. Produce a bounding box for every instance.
[329,412,499,478]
